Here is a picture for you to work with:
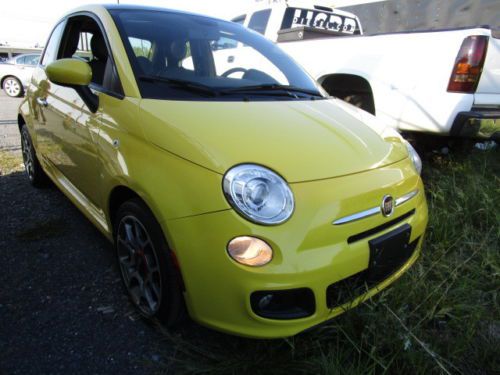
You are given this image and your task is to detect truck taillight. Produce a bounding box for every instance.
[447,35,488,93]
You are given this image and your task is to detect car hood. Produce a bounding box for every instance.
[139,98,407,183]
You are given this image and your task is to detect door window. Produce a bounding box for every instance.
[211,37,238,51]
[16,55,28,64]
[231,15,246,25]
[248,9,271,35]
[25,55,40,65]
[57,16,123,96]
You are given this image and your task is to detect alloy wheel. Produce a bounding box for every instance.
[21,130,34,180]
[117,215,163,316]
[4,78,21,97]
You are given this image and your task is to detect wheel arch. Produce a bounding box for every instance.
[107,184,174,245]
[108,185,143,234]
[17,113,26,131]
[319,73,376,115]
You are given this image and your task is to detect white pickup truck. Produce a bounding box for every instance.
[225,1,500,140]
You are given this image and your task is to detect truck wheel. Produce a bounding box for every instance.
[20,125,49,187]
[3,76,23,97]
[115,198,186,327]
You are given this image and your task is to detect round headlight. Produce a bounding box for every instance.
[405,141,422,175]
[223,164,294,225]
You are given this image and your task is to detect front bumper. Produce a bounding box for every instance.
[450,109,500,140]
[166,159,428,338]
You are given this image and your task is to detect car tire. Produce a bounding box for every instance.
[115,198,185,327]
[3,76,23,97]
[20,125,49,187]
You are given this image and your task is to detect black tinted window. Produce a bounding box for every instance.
[231,15,246,25]
[248,9,271,35]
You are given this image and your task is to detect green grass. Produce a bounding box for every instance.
[0,150,24,175]
[156,148,500,375]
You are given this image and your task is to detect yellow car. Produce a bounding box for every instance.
[18,5,428,338]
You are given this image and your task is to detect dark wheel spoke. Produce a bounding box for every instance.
[133,220,149,248]
[147,275,161,301]
[118,255,134,280]
[116,214,163,316]
[124,222,136,246]
[118,237,136,261]
[21,131,34,178]
[143,287,158,312]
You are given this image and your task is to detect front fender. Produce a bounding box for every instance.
[97,96,230,237]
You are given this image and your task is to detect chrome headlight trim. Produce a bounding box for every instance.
[405,141,422,175]
[223,164,295,225]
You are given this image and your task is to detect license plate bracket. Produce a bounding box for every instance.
[368,224,412,283]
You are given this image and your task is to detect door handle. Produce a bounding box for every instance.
[36,97,48,107]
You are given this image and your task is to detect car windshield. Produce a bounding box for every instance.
[110,8,326,101]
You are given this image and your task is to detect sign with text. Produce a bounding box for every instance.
[281,7,361,35]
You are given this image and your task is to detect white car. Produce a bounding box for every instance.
[0,53,40,97]
[227,1,500,140]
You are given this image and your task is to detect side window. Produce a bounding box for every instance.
[248,9,271,35]
[231,15,246,25]
[57,16,123,96]
[211,37,238,51]
[16,56,27,64]
[41,22,65,66]
[129,37,153,59]
[129,37,154,75]
[73,32,93,61]
[26,55,40,65]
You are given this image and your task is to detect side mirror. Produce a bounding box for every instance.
[45,58,98,113]
[46,58,92,86]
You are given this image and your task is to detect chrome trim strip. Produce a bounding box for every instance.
[395,189,419,207]
[332,189,419,225]
[332,206,380,225]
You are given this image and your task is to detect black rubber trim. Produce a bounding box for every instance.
[450,110,500,137]
[347,209,415,244]
[250,288,315,320]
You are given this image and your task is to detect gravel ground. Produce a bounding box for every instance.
[0,91,176,374]
[0,92,23,154]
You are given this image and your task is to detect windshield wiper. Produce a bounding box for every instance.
[138,75,219,97]
[219,84,324,98]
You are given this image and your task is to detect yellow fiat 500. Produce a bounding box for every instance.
[18,5,428,338]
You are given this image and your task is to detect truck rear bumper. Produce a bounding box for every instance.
[450,109,500,140]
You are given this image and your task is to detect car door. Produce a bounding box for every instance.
[31,20,66,165]
[32,16,121,210]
